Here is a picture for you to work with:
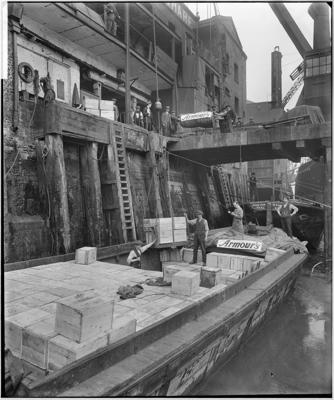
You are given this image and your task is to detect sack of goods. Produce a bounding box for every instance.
[179,111,213,128]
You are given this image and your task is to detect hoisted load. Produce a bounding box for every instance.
[179,111,214,128]
[179,107,231,129]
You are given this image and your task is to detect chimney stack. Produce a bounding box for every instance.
[308,3,330,50]
[271,46,282,108]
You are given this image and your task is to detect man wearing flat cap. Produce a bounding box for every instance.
[184,210,209,266]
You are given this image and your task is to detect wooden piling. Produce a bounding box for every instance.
[43,134,71,253]
[147,133,163,218]
[80,142,105,246]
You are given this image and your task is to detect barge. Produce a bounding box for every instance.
[5,230,308,397]
[249,200,324,251]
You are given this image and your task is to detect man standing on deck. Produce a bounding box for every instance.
[161,105,171,136]
[184,210,209,266]
[249,172,257,202]
[276,196,299,238]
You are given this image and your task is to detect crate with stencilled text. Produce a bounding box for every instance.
[55,292,114,343]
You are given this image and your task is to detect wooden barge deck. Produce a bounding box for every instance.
[5,248,307,396]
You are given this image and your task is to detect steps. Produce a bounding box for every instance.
[112,126,136,242]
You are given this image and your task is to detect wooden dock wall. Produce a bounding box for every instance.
[4,100,226,263]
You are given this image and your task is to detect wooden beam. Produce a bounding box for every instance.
[44,134,71,253]
[271,142,300,163]
[296,139,322,160]
[147,133,163,218]
[80,142,105,246]
[105,144,123,243]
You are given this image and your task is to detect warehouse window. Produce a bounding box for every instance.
[305,54,331,77]
[222,53,230,74]
[234,63,239,83]
[234,96,239,115]
[57,79,65,100]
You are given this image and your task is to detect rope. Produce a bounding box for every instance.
[6,100,38,177]
[166,150,211,169]
[167,151,331,208]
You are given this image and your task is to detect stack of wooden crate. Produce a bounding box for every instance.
[5,290,136,373]
[143,217,187,247]
[207,252,261,274]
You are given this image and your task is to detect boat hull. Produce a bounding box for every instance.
[17,252,306,397]
[116,259,302,396]
[250,202,324,250]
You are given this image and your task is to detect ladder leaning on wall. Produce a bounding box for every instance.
[110,124,137,242]
[218,167,233,208]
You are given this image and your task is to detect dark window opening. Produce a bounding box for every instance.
[234,63,239,83]
[234,96,239,115]
[222,53,230,74]
[57,79,65,100]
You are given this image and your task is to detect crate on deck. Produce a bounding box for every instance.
[143,217,188,248]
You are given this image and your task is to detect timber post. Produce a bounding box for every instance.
[80,142,105,246]
[105,143,123,243]
[147,133,163,218]
[44,134,71,254]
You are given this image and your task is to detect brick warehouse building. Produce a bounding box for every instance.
[4,3,247,263]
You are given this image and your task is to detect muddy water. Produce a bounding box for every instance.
[193,270,332,395]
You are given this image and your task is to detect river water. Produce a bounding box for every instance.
[192,259,332,396]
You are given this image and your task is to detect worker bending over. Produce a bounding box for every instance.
[127,239,156,269]
[184,210,209,266]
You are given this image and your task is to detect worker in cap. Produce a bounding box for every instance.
[184,210,209,266]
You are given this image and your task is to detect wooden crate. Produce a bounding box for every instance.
[22,317,57,369]
[182,248,202,263]
[163,264,183,283]
[5,309,51,357]
[47,332,109,371]
[200,267,222,288]
[75,247,97,265]
[171,270,200,296]
[55,292,114,343]
[143,217,187,247]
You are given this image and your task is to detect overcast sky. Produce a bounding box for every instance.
[187,2,316,108]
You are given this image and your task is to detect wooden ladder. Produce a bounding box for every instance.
[218,167,232,207]
[111,126,137,242]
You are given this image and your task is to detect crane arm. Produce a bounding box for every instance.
[269,3,312,57]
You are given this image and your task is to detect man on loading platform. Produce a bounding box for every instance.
[184,210,209,266]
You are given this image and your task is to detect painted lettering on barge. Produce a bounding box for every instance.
[217,239,263,252]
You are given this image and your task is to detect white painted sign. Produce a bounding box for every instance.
[217,239,263,252]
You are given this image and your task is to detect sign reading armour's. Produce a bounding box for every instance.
[217,239,263,252]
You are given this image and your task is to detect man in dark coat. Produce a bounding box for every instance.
[184,210,209,266]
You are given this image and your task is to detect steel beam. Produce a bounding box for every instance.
[269,3,312,57]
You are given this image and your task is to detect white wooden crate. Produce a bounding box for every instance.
[55,292,114,343]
